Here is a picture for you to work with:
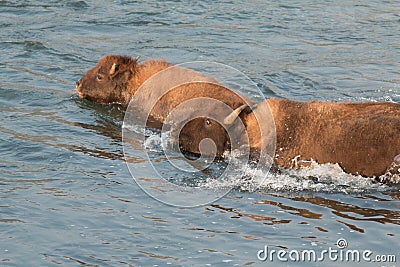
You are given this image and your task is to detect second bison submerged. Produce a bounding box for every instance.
[177,98,400,183]
[75,54,400,183]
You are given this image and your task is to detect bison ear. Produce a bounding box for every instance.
[223,104,248,125]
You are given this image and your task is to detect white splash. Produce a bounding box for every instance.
[201,159,390,194]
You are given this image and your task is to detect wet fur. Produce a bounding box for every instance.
[76,55,172,105]
[76,54,250,129]
[265,98,400,178]
[179,97,400,181]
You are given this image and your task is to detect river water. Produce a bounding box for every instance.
[1,1,399,266]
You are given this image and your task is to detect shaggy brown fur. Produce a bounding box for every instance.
[178,97,400,181]
[76,55,251,133]
[76,55,173,105]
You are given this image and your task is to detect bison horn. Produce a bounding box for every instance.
[109,63,117,75]
[134,55,140,62]
[223,104,248,125]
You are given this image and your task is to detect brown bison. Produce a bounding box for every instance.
[75,54,252,132]
[177,97,400,182]
[76,54,172,105]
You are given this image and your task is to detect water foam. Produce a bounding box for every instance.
[200,157,392,194]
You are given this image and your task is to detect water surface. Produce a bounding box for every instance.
[1,1,399,266]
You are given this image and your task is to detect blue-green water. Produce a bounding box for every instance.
[1,1,399,266]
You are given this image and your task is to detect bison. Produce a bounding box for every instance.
[177,97,400,183]
[75,54,253,131]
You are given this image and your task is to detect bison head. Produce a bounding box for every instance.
[176,104,249,158]
[76,55,140,104]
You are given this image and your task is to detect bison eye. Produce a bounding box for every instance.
[205,119,212,126]
[96,74,104,81]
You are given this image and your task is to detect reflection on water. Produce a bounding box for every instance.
[253,200,322,220]
[208,193,400,230]
[291,195,400,225]
[1,0,400,265]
